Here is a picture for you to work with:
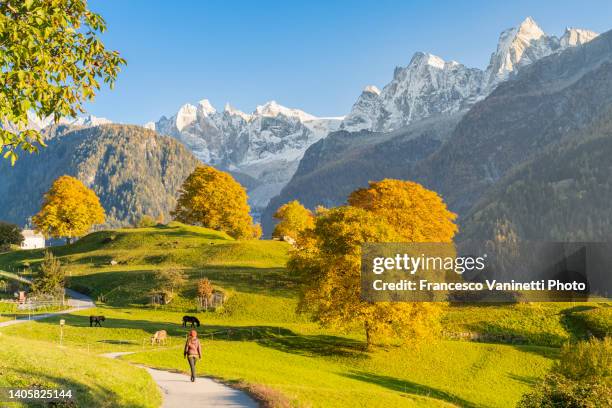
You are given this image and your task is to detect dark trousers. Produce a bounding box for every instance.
[188,356,197,379]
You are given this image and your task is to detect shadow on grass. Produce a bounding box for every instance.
[507,373,540,386]
[558,305,601,340]
[148,228,231,241]
[9,368,150,408]
[464,321,568,350]
[30,312,368,359]
[67,266,299,304]
[342,371,478,408]
[256,332,366,359]
[98,339,139,345]
[198,324,368,359]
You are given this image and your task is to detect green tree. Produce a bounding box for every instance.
[0,221,23,250]
[154,268,187,303]
[31,250,64,299]
[0,0,126,164]
[289,206,441,348]
[272,200,314,242]
[172,165,259,239]
[518,337,611,408]
[33,175,105,242]
[137,215,156,228]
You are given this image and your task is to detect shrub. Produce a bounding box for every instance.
[137,215,157,228]
[153,268,187,304]
[30,251,65,299]
[0,221,23,251]
[574,307,612,338]
[517,337,611,408]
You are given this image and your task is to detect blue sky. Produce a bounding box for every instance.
[86,0,612,124]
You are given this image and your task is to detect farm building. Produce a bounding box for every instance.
[20,229,45,249]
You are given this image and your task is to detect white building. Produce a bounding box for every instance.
[20,229,45,249]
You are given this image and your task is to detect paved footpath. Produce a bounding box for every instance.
[0,289,95,327]
[104,352,258,408]
[0,274,258,408]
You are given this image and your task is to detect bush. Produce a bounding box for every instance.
[0,302,17,313]
[0,221,23,251]
[574,307,612,338]
[31,251,65,299]
[517,337,611,408]
[153,268,187,304]
[556,337,611,380]
[137,215,157,228]
[518,373,610,408]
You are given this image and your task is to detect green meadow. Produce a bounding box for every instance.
[0,334,160,408]
[0,223,609,407]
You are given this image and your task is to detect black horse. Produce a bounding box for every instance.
[182,316,200,328]
[90,315,106,327]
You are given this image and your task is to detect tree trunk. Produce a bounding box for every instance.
[364,321,373,350]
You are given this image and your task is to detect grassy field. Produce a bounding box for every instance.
[0,223,608,407]
[0,334,161,407]
[0,304,555,408]
[124,335,554,408]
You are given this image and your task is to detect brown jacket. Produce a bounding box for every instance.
[184,337,202,358]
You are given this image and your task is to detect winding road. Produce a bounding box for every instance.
[0,271,258,407]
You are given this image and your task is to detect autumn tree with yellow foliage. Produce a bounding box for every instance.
[172,166,261,239]
[289,179,457,347]
[348,179,457,242]
[33,175,105,243]
[272,200,314,242]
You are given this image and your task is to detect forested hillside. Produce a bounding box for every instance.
[0,125,200,227]
[462,108,612,241]
[415,29,612,215]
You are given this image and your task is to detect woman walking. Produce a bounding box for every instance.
[184,329,202,382]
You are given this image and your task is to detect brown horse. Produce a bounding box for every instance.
[90,315,106,327]
[151,330,168,346]
[182,316,200,328]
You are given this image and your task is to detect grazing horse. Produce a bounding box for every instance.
[182,316,200,328]
[90,315,106,327]
[151,330,168,346]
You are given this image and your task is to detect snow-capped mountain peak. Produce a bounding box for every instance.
[484,17,556,87]
[198,99,217,116]
[409,52,446,70]
[363,85,381,95]
[341,17,598,133]
[223,103,251,121]
[516,16,545,38]
[175,103,197,132]
[560,27,599,47]
[149,99,342,212]
[6,112,112,132]
[254,101,316,122]
[63,114,112,128]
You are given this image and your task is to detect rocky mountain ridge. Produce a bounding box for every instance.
[148,99,342,212]
[341,17,598,133]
